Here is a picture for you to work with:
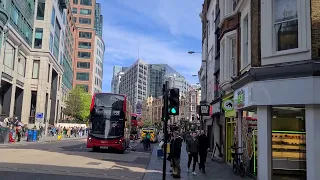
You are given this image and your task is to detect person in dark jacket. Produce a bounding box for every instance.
[186,132,199,175]
[198,130,209,173]
[171,131,183,178]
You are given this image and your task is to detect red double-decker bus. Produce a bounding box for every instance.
[87,93,131,153]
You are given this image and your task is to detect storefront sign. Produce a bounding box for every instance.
[212,102,221,114]
[234,86,250,109]
[222,99,234,112]
[199,105,210,116]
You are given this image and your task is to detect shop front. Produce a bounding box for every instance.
[233,76,320,180]
[222,95,236,164]
[210,99,224,161]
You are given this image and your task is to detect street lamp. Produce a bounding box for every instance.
[188,50,208,130]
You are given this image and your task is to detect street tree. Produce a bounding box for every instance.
[63,86,91,122]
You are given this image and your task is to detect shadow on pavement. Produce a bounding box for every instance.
[0,140,156,180]
[0,162,143,180]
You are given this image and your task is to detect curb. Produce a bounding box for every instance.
[0,137,86,147]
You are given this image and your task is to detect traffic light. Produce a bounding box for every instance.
[168,88,179,116]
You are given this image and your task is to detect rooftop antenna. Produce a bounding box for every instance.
[137,40,140,60]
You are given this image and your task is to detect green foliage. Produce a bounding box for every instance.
[142,119,153,128]
[63,86,91,122]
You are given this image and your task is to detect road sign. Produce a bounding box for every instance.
[222,99,234,112]
[36,112,44,119]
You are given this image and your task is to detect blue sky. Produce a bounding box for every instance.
[98,0,203,92]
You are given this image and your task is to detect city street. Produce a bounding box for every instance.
[0,139,153,180]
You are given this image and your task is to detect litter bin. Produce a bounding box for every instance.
[32,130,38,142]
[27,130,34,142]
[0,127,9,144]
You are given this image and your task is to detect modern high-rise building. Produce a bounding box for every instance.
[71,0,104,94]
[164,74,191,98]
[119,59,148,113]
[94,3,103,37]
[147,64,182,98]
[111,66,127,94]
[0,0,74,125]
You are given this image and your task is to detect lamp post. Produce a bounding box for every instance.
[188,51,208,130]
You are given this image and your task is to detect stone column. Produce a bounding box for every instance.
[257,106,272,180]
[305,105,320,180]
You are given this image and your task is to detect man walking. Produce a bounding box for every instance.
[186,132,199,175]
[171,131,183,178]
[198,130,209,173]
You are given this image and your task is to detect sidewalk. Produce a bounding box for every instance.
[143,143,252,180]
[0,135,86,147]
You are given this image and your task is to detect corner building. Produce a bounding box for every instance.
[0,0,72,126]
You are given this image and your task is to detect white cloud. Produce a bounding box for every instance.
[99,0,203,91]
[113,0,203,39]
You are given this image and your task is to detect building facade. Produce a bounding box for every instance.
[61,1,76,120]
[92,35,104,93]
[200,0,320,179]
[0,0,75,126]
[164,73,191,98]
[71,0,104,94]
[147,64,182,98]
[111,66,127,94]
[119,59,148,113]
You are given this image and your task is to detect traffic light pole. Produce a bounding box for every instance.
[162,81,169,180]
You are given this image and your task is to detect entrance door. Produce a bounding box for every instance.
[226,117,236,164]
[207,125,212,150]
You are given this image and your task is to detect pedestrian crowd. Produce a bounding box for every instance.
[47,125,88,138]
[165,129,210,179]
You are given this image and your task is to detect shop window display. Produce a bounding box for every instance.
[251,107,306,180]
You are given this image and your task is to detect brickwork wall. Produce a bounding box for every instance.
[311,0,320,60]
[251,0,261,67]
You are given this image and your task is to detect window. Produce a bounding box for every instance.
[17,55,26,77]
[80,0,92,6]
[230,38,237,77]
[36,0,46,20]
[80,9,91,15]
[79,31,92,39]
[77,62,90,69]
[211,10,215,30]
[79,18,91,24]
[72,8,77,14]
[53,19,61,59]
[32,60,40,79]
[10,5,19,25]
[49,33,53,52]
[4,42,15,69]
[51,7,55,26]
[34,28,43,49]
[78,42,91,49]
[242,15,249,68]
[76,72,89,81]
[274,0,298,51]
[73,0,78,4]
[73,17,77,23]
[78,51,91,58]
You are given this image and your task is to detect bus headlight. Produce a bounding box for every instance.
[88,137,92,141]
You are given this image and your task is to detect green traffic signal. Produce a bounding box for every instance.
[171,108,177,114]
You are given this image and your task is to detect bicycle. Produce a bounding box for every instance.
[211,142,223,162]
[231,146,246,177]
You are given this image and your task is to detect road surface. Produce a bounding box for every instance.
[0,138,154,180]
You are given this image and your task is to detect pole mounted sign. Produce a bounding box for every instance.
[199,105,210,116]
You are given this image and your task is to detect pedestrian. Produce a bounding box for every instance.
[186,132,199,175]
[198,130,210,173]
[185,131,191,144]
[170,131,183,178]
